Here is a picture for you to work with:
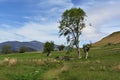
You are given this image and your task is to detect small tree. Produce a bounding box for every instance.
[59,8,87,58]
[57,45,65,51]
[19,46,26,53]
[1,45,11,54]
[43,41,54,56]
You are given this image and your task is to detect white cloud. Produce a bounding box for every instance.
[24,0,74,23]
[14,22,65,44]
[80,1,120,43]
[36,0,74,16]
[87,3,120,26]
[37,0,73,7]
[1,24,11,28]
[0,29,25,42]
[24,16,47,22]
[0,22,66,44]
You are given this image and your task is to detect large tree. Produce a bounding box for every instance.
[59,8,86,59]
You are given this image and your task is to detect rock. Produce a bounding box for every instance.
[55,56,74,61]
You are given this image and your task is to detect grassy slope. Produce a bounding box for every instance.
[94,31,120,46]
[0,46,120,80]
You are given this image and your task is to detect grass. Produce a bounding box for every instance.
[0,46,119,80]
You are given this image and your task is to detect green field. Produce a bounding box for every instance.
[0,45,120,80]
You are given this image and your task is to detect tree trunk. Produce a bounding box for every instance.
[85,51,88,59]
[77,47,81,59]
[47,52,50,56]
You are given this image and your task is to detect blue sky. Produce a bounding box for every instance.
[0,0,120,46]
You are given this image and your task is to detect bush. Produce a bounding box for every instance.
[19,46,26,53]
[1,45,12,54]
[43,41,54,56]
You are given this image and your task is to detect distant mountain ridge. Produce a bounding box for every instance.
[93,31,120,46]
[0,41,44,51]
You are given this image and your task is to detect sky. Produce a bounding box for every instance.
[0,0,120,46]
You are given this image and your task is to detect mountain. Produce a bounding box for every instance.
[0,41,44,51]
[93,31,120,46]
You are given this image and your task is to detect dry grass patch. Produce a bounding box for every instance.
[3,57,17,66]
[112,64,120,71]
[8,58,17,66]
[95,60,101,64]
[3,57,9,62]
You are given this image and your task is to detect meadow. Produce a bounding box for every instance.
[0,45,120,80]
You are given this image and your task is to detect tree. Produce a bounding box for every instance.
[59,8,86,58]
[57,45,65,51]
[1,45,11,54]
[43,41,54,56]
[19,46,26,53]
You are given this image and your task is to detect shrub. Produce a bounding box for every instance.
[43,41,54,56]
[1,45,12,54]
[19,46,26,53]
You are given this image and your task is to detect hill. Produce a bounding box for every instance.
[93,31,120,46]
[0,41,44,51]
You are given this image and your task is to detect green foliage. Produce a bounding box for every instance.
[59,8,86,46]
[19,46,26,53]
[43,41,54,56]
[1,45,11,54]
[57,45,65,51]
